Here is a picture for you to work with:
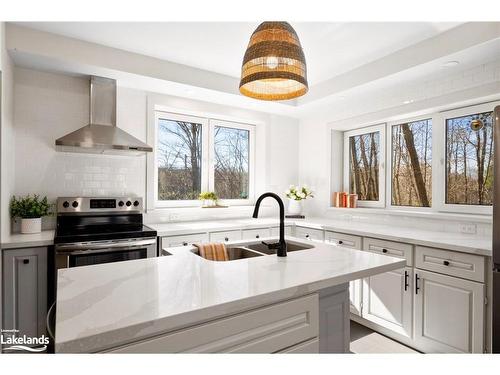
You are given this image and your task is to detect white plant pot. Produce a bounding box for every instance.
[21,218,42,234]
[202,199,217,207]
[287,199,303,215]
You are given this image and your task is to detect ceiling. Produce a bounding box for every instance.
[15,22,462,85]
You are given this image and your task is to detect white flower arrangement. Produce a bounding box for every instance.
[285,185,314,201]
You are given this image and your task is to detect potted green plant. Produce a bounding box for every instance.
[10,195,52,234]
[198,191,219,208]
[285,185,314,215]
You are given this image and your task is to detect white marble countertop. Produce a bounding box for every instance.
[0,230,55,250]
[149,217,491,257]
[0,216,490,257]
[294,218,492,257]
[55,239,405,353]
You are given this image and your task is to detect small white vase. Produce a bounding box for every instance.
[287,199,303,215]
[21,218,42,234]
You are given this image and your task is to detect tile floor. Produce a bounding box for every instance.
[350,321,419,354]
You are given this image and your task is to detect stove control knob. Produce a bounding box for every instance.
[118,201,124,207]
[62,201,70,208]
[133,200,140,207]
[72,201,79,208]
[126,201,132,207]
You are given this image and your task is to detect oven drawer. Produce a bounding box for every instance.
[415,246,485,282]
[363,237,413,266]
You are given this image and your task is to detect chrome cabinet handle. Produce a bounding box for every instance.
[55,238,157,252]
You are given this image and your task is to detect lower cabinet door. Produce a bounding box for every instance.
[2,247,48,341]
[349,279,363,316]
[362,267,413,338]
[413,269,484,353]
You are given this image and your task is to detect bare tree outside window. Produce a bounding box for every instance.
[392,119,432,207]
[157,119,202,200]
[349,131,380,201]
[214,126,250,199]
[446,111,493,206]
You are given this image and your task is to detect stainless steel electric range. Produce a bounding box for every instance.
[53,197,157,270]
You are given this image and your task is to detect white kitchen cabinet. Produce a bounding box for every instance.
[209,230,242,243]
[270,226,292,237]
[364,237,413,266]
[415,245,485,283]
[325,231,361,248]
[106,293,319,353]
[161,233,209,248]
[2,247,48,341]
[413,269,484,353]
[294,226,324,242]
[362,267,413,339]
[325,231,363,317]
[242,228,271,240]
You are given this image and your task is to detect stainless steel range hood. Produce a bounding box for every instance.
[55,76,152,155]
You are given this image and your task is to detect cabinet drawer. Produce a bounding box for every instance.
[294,226,324,242]
[162,233,208,248]
[363,237,413,266]
[270,226,292,237]
[108,294,319,353]
[415,246,485,282]
[325,231,361,249]
[279,338,319,353]
[242,228,270,240]
[209,230,242,243]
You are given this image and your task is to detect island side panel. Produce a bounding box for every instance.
[318,283,350,353]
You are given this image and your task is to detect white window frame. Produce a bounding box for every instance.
[343,124,386,208]
[209,119,255,206]
[435,102,496,215]
[386,114,435,211]
[153,111,255,208]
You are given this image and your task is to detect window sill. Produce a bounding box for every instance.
[326,206,492,223]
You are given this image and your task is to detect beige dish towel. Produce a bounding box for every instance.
[194,243,229,261]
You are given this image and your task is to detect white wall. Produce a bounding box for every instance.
[299,58,500,217]
[1,23,15,239]
[9,67,299,229]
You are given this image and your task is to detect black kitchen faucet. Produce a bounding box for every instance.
[252,192,287,257]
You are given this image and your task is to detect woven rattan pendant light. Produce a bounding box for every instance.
[239,22,308,101]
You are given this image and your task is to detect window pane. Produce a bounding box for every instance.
[157,119,202,200]
[349,131,380,201]
[446,111,493,205]
[391,119,432,207]
[214,126,250,199]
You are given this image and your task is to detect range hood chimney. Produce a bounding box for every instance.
[55,76,152,155]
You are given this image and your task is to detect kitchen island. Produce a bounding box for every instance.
[54,238,405,353]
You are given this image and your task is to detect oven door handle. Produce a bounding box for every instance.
[55,238,157,253]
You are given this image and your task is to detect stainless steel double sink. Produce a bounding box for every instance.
[190,240,315,261]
